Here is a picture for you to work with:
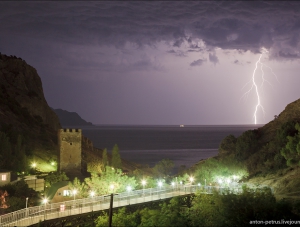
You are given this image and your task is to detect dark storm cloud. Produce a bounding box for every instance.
[278,51,300,59]
[209,53,219,65]
[190,59,206,67]
[1,1,300,60]
[166,50,186,57]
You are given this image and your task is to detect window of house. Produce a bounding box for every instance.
[63,190,71,196]
[1,174,6,181]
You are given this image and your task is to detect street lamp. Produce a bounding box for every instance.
[90,191,95,197]
[141,180,146,195]
[26,197,28,208]
[72,189,77,200]
[110,184,115,193]
[158,181,162,189]
[226,178,231,184]
[126,186,132,204]
[189,177,194,185]
[42,198,48,220]
[90,191,95,211]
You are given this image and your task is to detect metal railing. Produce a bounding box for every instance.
[0,184,247,227]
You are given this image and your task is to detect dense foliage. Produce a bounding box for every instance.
[215,121,300,178]
[94,187,299,227]
[0,180,39,213]
[85,166,137,195]
[111,144,122,169]
[0,129,29,173]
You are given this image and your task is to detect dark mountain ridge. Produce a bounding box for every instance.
[52,108,93,127]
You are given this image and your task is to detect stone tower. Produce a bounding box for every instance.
[58,128,82,177]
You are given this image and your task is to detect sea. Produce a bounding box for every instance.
[78,125,263,170]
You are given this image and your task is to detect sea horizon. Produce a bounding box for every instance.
[78,124,261,169]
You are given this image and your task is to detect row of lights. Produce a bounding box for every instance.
[41,175,239,205]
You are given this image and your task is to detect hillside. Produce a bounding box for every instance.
[0,54,61,171]
[0,53,142,174]
[52,108,93,127]
[191,98,300,201]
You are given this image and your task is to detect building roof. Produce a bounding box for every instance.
[0,169,11,173]
[46,181,69,200]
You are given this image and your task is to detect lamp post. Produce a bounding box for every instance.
[141,180,146,196]
[72,189,77,200]
[31,162,37,174]
[42,198,48,220]
[158,181,162,190]
[90,191,95,211]
[171,182,175,189]
[26,197,28,208]
[126,186,131,204]
[110,184,115,193]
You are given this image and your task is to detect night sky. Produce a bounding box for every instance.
[1,1,300,125]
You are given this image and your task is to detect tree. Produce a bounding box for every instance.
[219,134,237,155]
[14,135,27,173]
[1,180,39,212]
[111,144,122,169]
[235,130,259,161]
[68,177,89,198]
[95,207,140,227]
[0,131,12,169]
[85,166,137,195]
[44,172,69,187]
[280,123,300,166]
[153,158,174,178]
[102,148,108,170]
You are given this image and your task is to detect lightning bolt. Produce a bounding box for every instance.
[242,48,277,124]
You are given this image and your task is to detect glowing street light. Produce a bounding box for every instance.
[110,184,115,193]
[218,179,223,185]
[31,162,37,168]
[126,185,132,203]
[189,177,194,185]
[42,198,48,220]
[158,181,163,189]
[141,180,146,195]
[171,182,175,187]
[90,191,95,211]
[72,189,77,200]
[90,191,95,197]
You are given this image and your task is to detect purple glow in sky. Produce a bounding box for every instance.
[1,1,300,125]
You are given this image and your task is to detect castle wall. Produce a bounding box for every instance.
[58,129,82,176]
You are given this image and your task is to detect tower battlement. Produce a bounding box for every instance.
[60,128,82,133]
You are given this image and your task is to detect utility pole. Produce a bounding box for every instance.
[108,193,113,227]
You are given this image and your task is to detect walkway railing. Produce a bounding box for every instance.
[0,185,243,227]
